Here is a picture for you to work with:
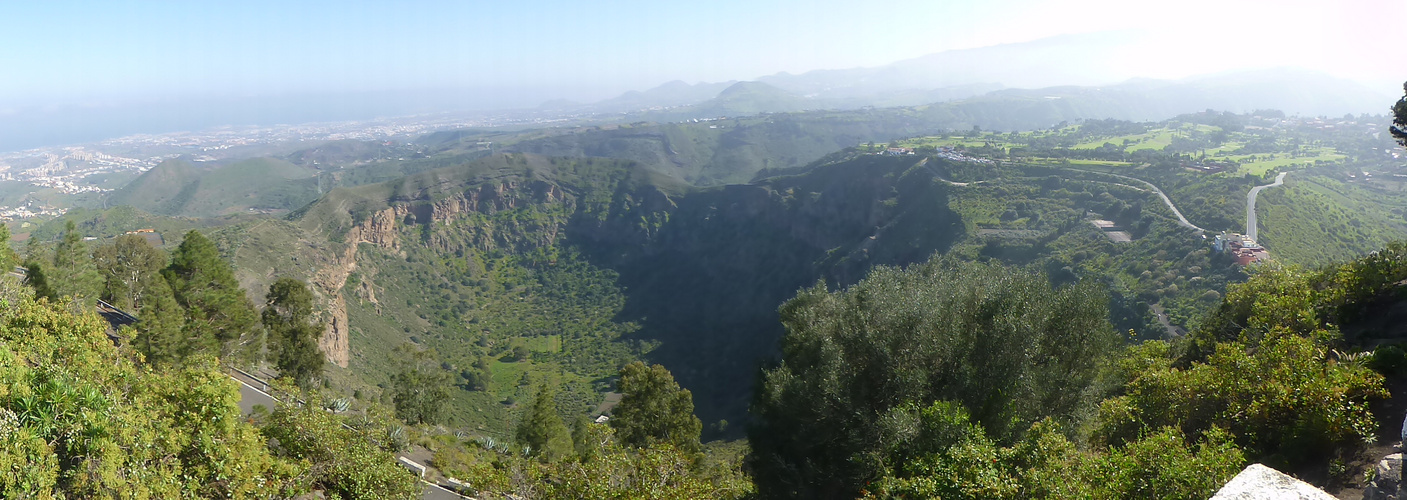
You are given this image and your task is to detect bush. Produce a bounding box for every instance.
[1371,344,1407,375]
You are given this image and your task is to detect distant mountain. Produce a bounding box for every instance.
[580,79,1000,117]
[542,80,738,114]
[705,33,1385,118]
[566,32,1387,123]
[107,157,320,217]
[683,81,810,116]
[954,68,1391,122]
[505,69,1390,187]
[1130,68,1391,117]
[757,32,1138,100]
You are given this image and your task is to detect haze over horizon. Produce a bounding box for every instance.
[1,0,1402,151]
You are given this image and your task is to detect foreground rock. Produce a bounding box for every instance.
[1364,453,1403,500]
[1210,464,1335,500]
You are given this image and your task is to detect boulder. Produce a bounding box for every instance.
[1210,463,1336,500]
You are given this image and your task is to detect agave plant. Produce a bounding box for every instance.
[387,425,410,452]
[1331,349,1372,367]
[325,398,351,413]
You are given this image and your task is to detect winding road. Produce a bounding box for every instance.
[1091,171,1204,232]
[920,158,1204,232]
[918,157,970,186]
[1246,172,1288,242]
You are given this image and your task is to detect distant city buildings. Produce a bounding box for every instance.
[0,112,523,221]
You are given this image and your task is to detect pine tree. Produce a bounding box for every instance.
[162,230,258,362]
[45,220,101,302]
[610,361,702,453]
[135,278,187,366]
[516,383,573,462]
[94,234,167,311]
[262,277,325,388]
[0,223,15,271]
[22,257,54,301]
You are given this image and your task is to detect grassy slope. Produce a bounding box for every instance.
[105,159,200,214]
[1256,174,1407,266]
[106,157,320,218]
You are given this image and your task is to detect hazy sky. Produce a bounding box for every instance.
[2,0,1395,104]
[1,0,1401,108]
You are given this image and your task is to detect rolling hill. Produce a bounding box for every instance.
[107,157,322,217]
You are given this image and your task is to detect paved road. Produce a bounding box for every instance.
[1042,167,1204,232]
[1246,172,1288,242]
[231,373,469,499]
[421,483,470,500]
[924,159,1200,231]
[917,158,973,185]
[235,379,278,415]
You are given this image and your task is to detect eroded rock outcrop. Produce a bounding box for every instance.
[1365,453,1404,500]
[309,180,576,367]
[310,241,359,368]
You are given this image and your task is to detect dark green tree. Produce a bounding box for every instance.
[748,258,1118,500]
[516,383,573,462]
[609,361,701,454]
[29,220,102,302]
[262,278,325,388]
[135,278,187,366]
[162,230,259,362]
[0,223,15,272]
[1392,81,1407,147]
[21,256,54,301]
[94,233,167,311]
[390,344,451,425]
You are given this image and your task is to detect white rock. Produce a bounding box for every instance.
[1210,463,1336,500]
[1377,453,1403,484]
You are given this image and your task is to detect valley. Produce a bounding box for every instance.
[8,2,1407,497]
[15,104,1402,434]
[4,77,1406,499]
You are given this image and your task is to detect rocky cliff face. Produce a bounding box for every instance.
[308,204,406,368]
[309,180,582,366]
[310,239,358,368]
